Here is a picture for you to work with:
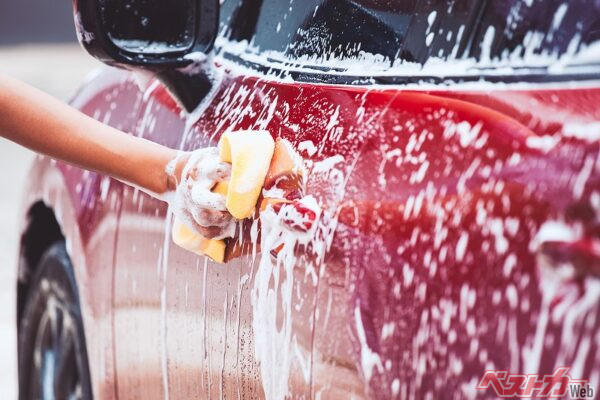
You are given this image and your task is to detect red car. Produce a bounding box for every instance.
[15,0,600,399]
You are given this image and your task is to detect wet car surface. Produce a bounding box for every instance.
[15,0,600,398]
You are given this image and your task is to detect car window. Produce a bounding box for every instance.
[218,0,481,63]
[397,0,481,63]
[218,0,600,70]
[471,0,600,62]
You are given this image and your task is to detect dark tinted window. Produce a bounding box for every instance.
[286,1,416,62]
[472,0,600,61]
[219,0,482,64]
[219,0,600,66]
[396,0,482,63]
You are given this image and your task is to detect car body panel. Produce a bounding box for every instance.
[44,64,595,398]
[19,69,143,399]
[16,0,600,398]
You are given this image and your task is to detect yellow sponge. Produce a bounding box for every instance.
[173,131,290,264]
[219,130,275,219]
[171,218,226,263]
[212,180,229,196]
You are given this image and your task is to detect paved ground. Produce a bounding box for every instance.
[0,44,100,398]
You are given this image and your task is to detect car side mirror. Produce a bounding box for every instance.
[73,0,219,111]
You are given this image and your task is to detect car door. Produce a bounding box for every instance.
[112,82,198,399]
[65,68,144,399]
[110,77,600,399]
[112,0,600,399]
[112,74,370,399]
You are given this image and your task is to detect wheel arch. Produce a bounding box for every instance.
[16,201,64,327]
[17,157,89,336]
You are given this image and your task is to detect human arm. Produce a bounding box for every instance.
[0,73,177,194]
[0,73,233,238]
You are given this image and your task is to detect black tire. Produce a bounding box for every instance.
[18,242,93,400]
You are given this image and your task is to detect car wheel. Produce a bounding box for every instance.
[18,242,93,400]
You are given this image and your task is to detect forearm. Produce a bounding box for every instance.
[0,74,177,194]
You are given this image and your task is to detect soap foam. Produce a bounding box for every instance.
[167,148,235,240]
[251,195,324,400]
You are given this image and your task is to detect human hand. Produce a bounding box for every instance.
[167,147,235,239]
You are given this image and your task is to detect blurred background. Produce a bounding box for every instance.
[0,0,100,396]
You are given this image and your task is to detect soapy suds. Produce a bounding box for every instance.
[68,7,600,396]
[159,213,172,400]
[244,145,349,399]
[354,304,384,381]
[213,25,600,85]
[167,148,235,239]
[251,195,325,399]
[156,140,235,389]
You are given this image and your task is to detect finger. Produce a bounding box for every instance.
[194,208,233,228]
[190,189,227,211]
[202,225,230,240]
[179,207,232,238]
[186,167,199,182]
[206,162,232,182]
[188,217,233,240]
[210,210,233,226]
[184,218,216,238]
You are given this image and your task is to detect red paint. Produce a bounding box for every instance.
[20,64,600,398]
